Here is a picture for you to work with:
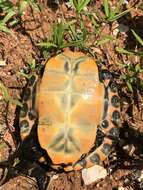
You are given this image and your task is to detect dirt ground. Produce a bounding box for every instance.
[0,0,143,189]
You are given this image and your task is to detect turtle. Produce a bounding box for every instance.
[19,50,120,171]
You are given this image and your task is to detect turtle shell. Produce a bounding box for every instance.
[36,50,106,165]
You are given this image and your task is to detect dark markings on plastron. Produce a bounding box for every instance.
[73,61,80,73]
[23,88,31,101]
[53,142,65,152]
[68,133,80,151]
[20,120,29,132]
[64,140,73,154]
[64,61,69,73]
[101,143,111,155]
[29,75,36,86]
[49,131,80,153]
[48,133,64,150]
[90,153,100,164]
[111,95,120,108]
[60,94,67,109]
[73,56,88,73]
[20,103,28,118]
[50,139,73,153]
[112,110,120,125]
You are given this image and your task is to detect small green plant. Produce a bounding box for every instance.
[17,0,40,15]
[0,0,14,12]
[0,0,20,32]
[83,12,100,29]
[37,20,89,56]
[37,22,67,55]
[0,81,22,106]
[116,29,143,56]
[18,58,37,79]
[117,30,143,92]
[69,0,91,13]
[131,29,143,47]
[103,0,130,22]
[0,11,16,33]
[95,35,114,46]
[121,63,143,93]
[116,47,143,56]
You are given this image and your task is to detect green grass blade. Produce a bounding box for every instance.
[0,0,14,12]
[96,35,113,46]
[116,47,143,56]
[0,23,11,33]
[131,29,143,47]
[108,9,130,22]
[116,47,135,55]
[18,0,28,15]
[69,24,78,41]
[126,81,133,92]
[78,0,91,13]
[37,42,57,48]
[52,22,65,48]
[0,81,22,106]
[69,0,78,10]
[109,8,116,20]
[103,0,109,18]
[85,13,99,28]
[113,0,125,14]
[3,11,15,23]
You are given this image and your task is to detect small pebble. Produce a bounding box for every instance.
[118,24,129,33]
[0,60,6,66]
[82,165,107,185]
[138,170,143,182]
[52,175,59,180]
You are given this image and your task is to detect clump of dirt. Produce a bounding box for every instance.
[20,4,56,42]
[0,0,143,190]
[1,175,38,190]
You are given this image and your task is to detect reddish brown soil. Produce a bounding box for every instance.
[0,0,143,190]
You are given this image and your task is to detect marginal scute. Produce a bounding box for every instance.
[20,103,28,118]
[81,159,87,167]
[101,120,109,129]
[90,153,100,164]
[99,70,111,81]
[110,82,118,93]
[101,143,111,155]
[29,75,36,86]
[23,88,31,101]
[20,120,29,132]
[108,127,120,139]
[111,95,120,108]
[112,110,120,125]
[77,159,87,168]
